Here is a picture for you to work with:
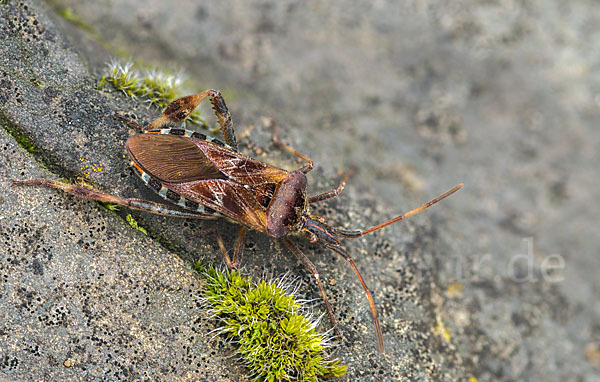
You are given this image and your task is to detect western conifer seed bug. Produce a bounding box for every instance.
[13,90,463,353]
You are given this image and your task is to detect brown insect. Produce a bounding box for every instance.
[13,90,462,353]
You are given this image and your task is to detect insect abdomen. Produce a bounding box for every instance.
[129,161,217,215]
[125,127,236,216]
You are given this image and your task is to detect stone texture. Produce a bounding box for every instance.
[2,0,599,381]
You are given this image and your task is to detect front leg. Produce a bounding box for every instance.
[308,169,354,204]
[282,238,341,339]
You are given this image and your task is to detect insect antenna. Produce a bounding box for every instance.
[334,183,463,238]
[323,243,385,353]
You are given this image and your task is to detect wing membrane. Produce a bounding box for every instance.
[128,134,290,218]
[191,138,288,186]
[168,179,269,232]
[127,134,225,183]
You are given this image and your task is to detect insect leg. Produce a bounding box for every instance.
[205,90,238,151]
[114,113,146,131]
[324,243,385,353]
[231,227,247,269]
[282,238,341,338]
[115,93,211,133]
[308,170,354,204]
[121,90,239,150]
[212,230,237,269]
[12,179,215,219]
[270,119,313,174]
[198,226,246,269]
[138,92,209,131]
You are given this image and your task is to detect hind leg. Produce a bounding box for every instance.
[117,90,239,150]
[12,179,215,219]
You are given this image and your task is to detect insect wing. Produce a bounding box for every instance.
[192,139,288,186]
[188,137,288,206]
[168,179,268,232]
[126,134,225,183]
[127,133,285,226]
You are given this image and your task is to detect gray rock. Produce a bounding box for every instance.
[2,0,599,381]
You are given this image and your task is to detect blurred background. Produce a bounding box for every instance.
[2,1,599,380]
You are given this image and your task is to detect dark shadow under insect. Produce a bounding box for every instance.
[13,89,462,353]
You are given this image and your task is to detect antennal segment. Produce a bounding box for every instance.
[335,184,463,238]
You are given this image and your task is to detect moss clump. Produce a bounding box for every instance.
[195,264,346,382]
[4,125,36,153]
[98,60,207,128]
[101,202,119,211]
[125,213,147,235]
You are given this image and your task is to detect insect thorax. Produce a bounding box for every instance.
[266,171,308,238]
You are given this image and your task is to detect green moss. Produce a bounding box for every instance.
[54,6,95,35]
[194,264,346,382]
[98,201,119,211]
[4,125,36,153]
[126,213,147,235]
[55,6,99,35]
[98,61,208,129]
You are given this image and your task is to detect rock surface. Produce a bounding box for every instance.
[1,0,599,381]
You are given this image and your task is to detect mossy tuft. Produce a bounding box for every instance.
[195,264,346,382]
[98,60,208,128]
[125,213,148,235]
[4,125,36,153]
